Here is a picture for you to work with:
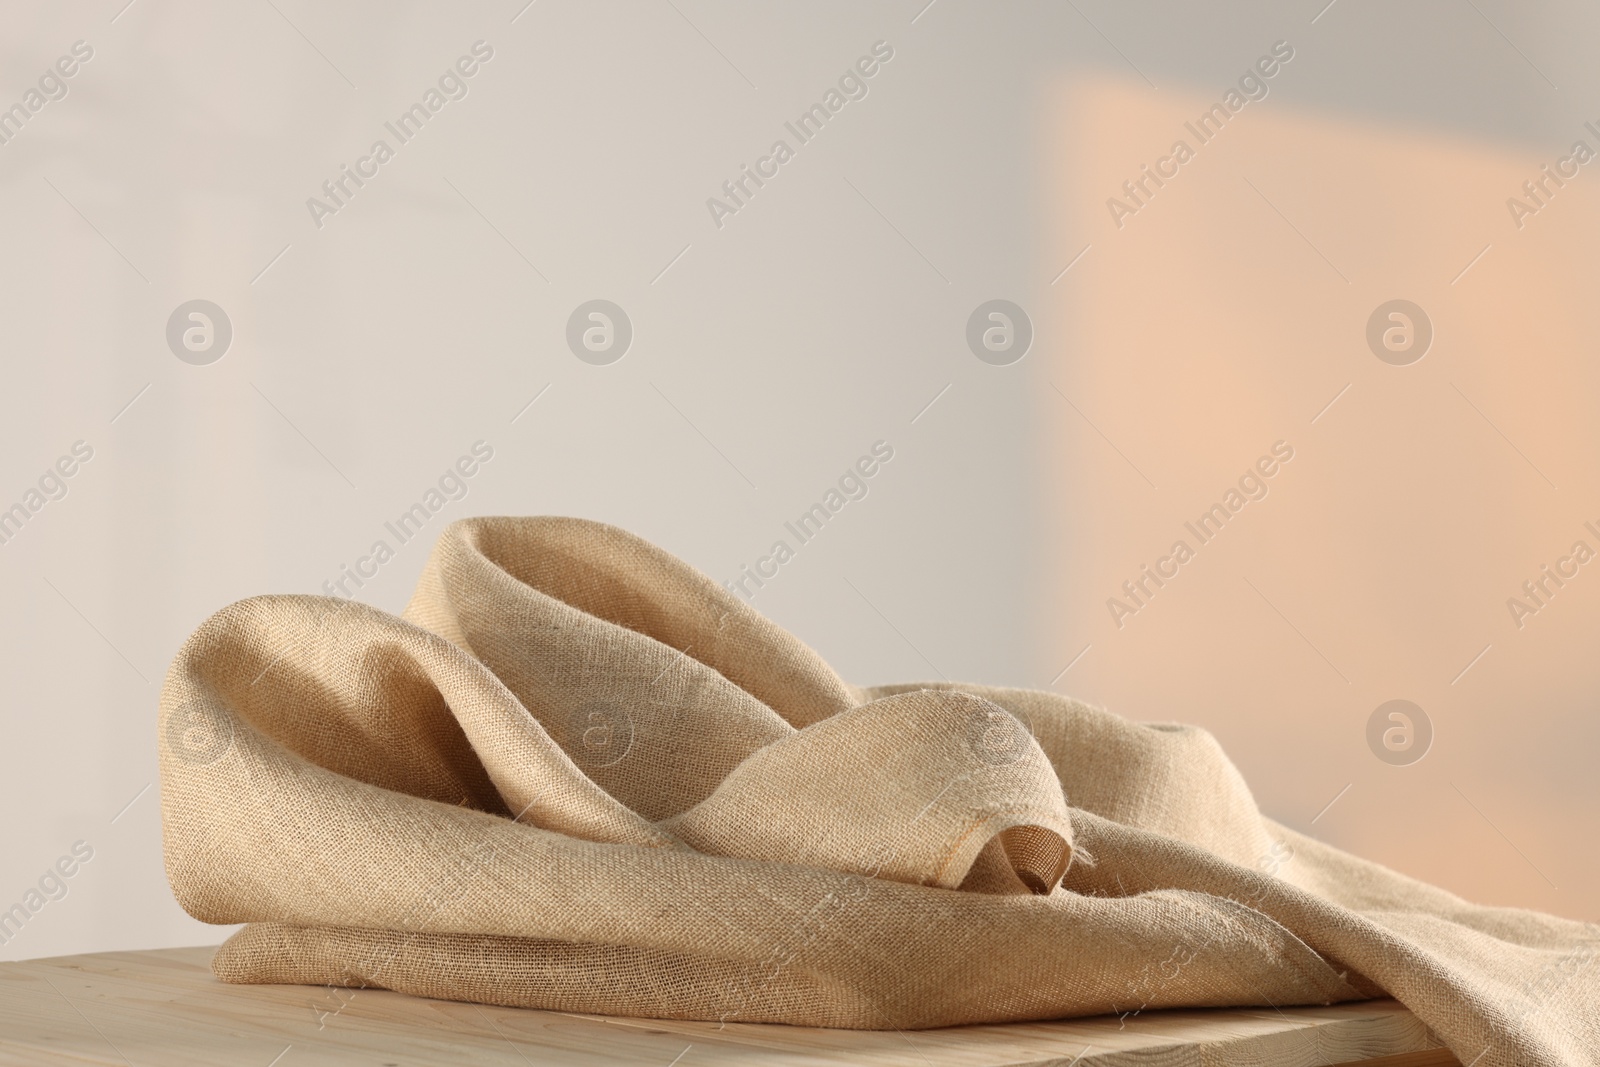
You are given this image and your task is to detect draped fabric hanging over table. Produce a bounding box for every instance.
[158,517,1600,1067]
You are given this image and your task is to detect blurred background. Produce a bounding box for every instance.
[1,0,1596,961]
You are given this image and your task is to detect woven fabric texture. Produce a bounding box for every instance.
[158,516,1599,1065]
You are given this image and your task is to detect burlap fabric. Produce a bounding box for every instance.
[160,516,1598,1065]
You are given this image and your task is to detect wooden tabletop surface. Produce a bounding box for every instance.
[0,946,1461,1067]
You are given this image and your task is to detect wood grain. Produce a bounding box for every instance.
[0,947,1462,1066]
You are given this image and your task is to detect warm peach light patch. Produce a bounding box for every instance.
[1039,72,1600,921]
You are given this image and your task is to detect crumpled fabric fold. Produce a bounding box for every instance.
[158,516,1599,1065]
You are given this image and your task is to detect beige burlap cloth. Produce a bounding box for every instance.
[159,517,1598,1064]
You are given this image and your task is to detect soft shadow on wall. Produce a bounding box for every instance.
[1042,66,1600,922]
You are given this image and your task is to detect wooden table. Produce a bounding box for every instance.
[0,946,1462,1066]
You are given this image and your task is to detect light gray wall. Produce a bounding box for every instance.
[1,0,1594,961]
